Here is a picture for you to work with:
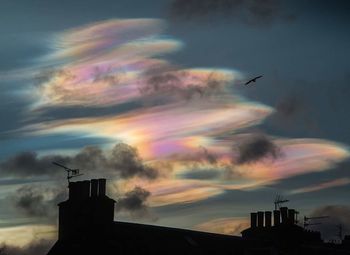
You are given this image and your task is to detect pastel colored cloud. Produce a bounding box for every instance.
[194,217,250,236]
[17,18,350,209]
[289,177,350,195]
[0,224,55,247]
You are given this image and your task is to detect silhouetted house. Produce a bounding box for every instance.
[47,179,245,255]
[342,235,350,249]
[241,208,350,255]
[242,208,322,243]
[47,179,350,255]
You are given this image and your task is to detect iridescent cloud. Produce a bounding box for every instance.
[0,224,55,247]
[289,177,350,195]
[24,19,350,207]
[194,217,249,235]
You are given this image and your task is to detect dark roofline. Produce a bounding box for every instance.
[113,220,242,240]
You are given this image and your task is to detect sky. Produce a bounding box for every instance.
[0,0,350,253]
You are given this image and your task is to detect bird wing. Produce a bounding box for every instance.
[244,80,252,85]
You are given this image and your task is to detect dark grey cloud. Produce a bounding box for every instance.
[310,205,350,241]
[116,186,153,219]
[274,93,305,121]
[266,89,319,135]
[0,239,53,255]
[9,183,155,225]
[0,151,67,178]
[235,134,282,164]
[0,143,158,180]
[92,66,121,85]
[10,185,65,219]
[200,146,218,165]
[169,0,294,25]
[250,74,350,144]
[108,143,158,179]
[140,71,228,102]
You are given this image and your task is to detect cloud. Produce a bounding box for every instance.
[0,143,158,180]
[269,92,318,132]
[274,93,304,119]
[118,178,224,207]
[309,205,350,241]
[194,217,249,235]
[0,151,67,178]
[140,70,231,101]
[0,224,55,252]
[235,134,282,164]
[109,143,158,179]
[8,182,156,227]
[289,177,350,195]
[10,185,65,219]
[115,186,153,219]
[0,239,53,255]
[169,0,295,25]
[199,146,218,165]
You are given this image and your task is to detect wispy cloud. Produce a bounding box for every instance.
[0,143,159,180]
[194,217,249,235]
[2,19,349,205]
[289,177,350,195]
[1,18,349,246]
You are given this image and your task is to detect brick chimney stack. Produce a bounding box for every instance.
[58,179,115,241]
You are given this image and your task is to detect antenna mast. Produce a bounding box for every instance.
[274,194,289,210]
[337,224,343,241]
[303,216,329,228]
[52,162,83,186]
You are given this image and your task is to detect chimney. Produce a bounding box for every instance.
[76,181,84,200]
[98,179,106,196]
[265,211,272,227]
[288,209,295,225]
[81,180,90,199]
[280,207,288,224]
[69,182,78,200]
[273,210,281,226]
[58,179,116,241]
[257,211,264,228]
[250,212,257,228]
[91,179,98,197]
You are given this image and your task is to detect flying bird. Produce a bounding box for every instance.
[245,75,263,85]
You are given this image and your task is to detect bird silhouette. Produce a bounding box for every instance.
[245,75,263,85]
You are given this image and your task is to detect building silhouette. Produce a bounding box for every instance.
[47,179,350,255]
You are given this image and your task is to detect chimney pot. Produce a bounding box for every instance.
[250,213,257,228]
[288,209,296,225]
[91,179,98,197]
[265,211,272,227]
[98,179,106,196]
[273,210,281,226]
[81,180,90,199]
[69,182,78,200]
[257,211,264,228]
[280,207,288,224]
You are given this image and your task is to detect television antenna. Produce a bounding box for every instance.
[52,162,83,186]
[274,194,289,210]
[303,215,329,228]
[295,210,300,224]
[337,224,343,241]
[304,222,321,228]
